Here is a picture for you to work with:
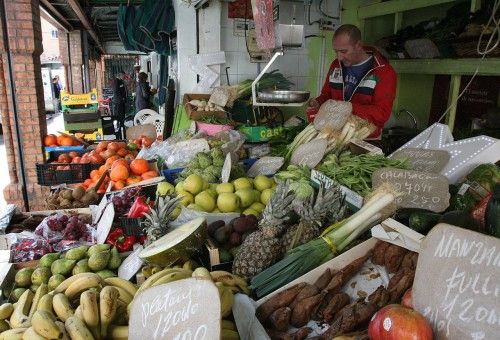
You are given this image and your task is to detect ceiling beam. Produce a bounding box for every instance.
[65,0,104,53]
[40,0,73,31]
[40,6,69,32]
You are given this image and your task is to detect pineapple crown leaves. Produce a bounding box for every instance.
[292,183,345,226]
[142,195,182,242]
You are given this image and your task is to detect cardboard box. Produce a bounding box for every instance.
[205,239,232,271]
[183,94,226,120]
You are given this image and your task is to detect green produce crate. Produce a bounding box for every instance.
[238,125,283,143]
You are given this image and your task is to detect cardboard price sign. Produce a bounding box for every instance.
[413,224,500,339]
[129,278,221,340]
[391,148,450,173]
[372,168,450,212]
[290,139,327,168]
[247,156,284,177]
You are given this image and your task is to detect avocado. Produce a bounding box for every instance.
[39,253,60,268]
[31,267,51,286]
[51,259,76,276]
[87,244,111,257]
[107,247,121,270]
[65,246,90,261]
[72,259,91,275]
[48,274,65,291]
[88,251,111,272]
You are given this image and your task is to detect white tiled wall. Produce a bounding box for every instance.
[220,0,340,92]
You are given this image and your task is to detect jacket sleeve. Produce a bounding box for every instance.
[315,60,336,105]
[351,65,397,131]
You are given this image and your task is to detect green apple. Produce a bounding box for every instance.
[217,193,240,213]
[235,188,255,208]
[233,177,253,191]
[254,175,274,191]
[260,188,274,205]
[156,181,175,197]
[216,182,234,194]
[242,208,259,216]
[187,203,203,211]
[250,202,265,213]
[175,181,184,193]
[177,190,194,206]
[183,174,205,195]
[194,190,216,212]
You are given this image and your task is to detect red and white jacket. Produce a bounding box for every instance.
[311,47,397,138]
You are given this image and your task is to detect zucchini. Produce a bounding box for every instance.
[409,211,442,234]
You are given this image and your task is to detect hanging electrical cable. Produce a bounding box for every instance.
[319,0,340,20]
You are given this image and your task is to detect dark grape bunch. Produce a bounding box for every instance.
[38,214,93,242]
[111,186,142,216]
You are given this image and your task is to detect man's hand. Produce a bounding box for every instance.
[307,98,320,109]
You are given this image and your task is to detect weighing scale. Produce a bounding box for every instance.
[60,88,103,140]
[240,4,310,143]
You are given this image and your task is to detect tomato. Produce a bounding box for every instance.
[369,304,433,340]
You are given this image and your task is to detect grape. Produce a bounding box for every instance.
[59,215,69,224]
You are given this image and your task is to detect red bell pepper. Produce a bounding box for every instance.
[138,235,147,245]
[127,196,151,218]
[106,227,136,252]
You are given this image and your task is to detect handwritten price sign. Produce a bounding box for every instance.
[413,224,500,339]
[129,278,221,340]
[372,168,450,212]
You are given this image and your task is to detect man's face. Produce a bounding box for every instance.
[333,33,363,67]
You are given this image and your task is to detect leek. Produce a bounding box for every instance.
[250,184,398,298]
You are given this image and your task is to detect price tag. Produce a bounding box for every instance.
[290,139,327,168]
[129,278,221,340]
[372,168,450,213]
[413,224,500,339]
[118,245,144,280]
[247,157,284,177]
[310,170,364,210]
[91,195,108,224]
[221,153,232,183]
[95,203,115,244]
[391,148,450,173]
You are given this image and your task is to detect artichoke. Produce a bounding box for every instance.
[196,153,213,168]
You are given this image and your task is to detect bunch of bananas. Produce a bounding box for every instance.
[0,273,136,339]
[135,261,248,340]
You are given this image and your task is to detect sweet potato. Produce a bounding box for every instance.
[384,244,408,273]
[289,284,320,310]
[314,268,333,290]
[267,329,293,340]
[291,292,326,327]
[256,283,307,323]
[371,241,390,265]
[269,307,292,331]
[322,292,350,322]
[293,326,312,340]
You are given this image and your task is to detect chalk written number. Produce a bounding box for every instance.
[393,182,432,194]
[172,325,207,340]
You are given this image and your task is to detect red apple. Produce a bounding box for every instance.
[369,304,432,340]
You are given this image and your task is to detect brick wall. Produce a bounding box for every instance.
[0,0,51,211]
[58,29,84,94]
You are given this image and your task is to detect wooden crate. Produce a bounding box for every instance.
[183,94,226,120]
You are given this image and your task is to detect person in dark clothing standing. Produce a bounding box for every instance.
[52,76,61,113]
[135,72,155,112]
[112,70,127,139]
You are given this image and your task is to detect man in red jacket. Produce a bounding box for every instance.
[307,24,397,138]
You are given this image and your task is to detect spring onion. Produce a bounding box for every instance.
[250,183,398,297]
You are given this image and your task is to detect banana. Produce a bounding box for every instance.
[210,271,249,294]
[74,306,83,320]
[28,284,48,318]
[36,294,53,315]
[22,327,46,340]
[151,271,192,287]
[103,277,137,297]
[65,276,102,300]
[0,304,14,320]
[192,267,212,280]
[138,268,189,292]
[80,290,100,339]
[113,286,134,305]
[100,286,119,338]
[0,328,27,340]
[221,320,237,331]
[108,325,128,340]
[52,294,74,322]
[221,328,240,340]
[113,303,129,326]
[182,260,198,271]
[215,282,234,319]
[151,266,163,274]
[23,327,47,340]
[53,273,101,294]
[55,321,69,340]
[9,290,33,328]
[31,310,60,339]
[0,320,9,332]
[65,316,94,340]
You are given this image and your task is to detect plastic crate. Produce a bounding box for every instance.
[238,125,283,142]
[47,149,86,162]
[36,163,94,186]
[119,216,145,236]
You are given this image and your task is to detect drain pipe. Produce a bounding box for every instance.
[0,0,29,211]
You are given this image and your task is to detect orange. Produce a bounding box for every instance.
[83,179,93,188]
[105,155,120,167]
[98,164,109,174]
[95,141,110,153]
[113,180,126,190]
[60,136,74,146]
[130,159,149,176]
[44,134,57,146]
[56,135,65,146]
[90,170,100,181]
[111,159,129,170]
[110,164,129,182]
[107,142,121,152]
[141,170,159,180]
[116,148,128,157]
[126,175,142,185]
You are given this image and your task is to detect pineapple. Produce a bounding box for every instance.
[232,182,296,279]
[142,195,182,244]
[281,184,345,253]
